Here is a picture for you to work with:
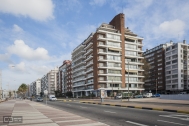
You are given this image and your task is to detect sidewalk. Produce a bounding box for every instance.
[79,98,189,114]
[0,100,109,126]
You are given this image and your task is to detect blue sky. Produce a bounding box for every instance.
[0,0,189,90]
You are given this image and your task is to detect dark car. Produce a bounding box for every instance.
[152,94,160,97]
[36,97,43,102]
[134,95,143,98]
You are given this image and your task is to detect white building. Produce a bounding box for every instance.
[31,79,41,96]
[165,40,189,92]
[47,67,58,95]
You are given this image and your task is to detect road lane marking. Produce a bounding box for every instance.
[80,106,88,108]
[126,121,148,126]
[67,104,72,106]
[159,114,189,121]
[157,120,187,125]
[104,110,116,113]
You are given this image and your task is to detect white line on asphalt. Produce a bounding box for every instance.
[159,114,189,121]
[80,106,88,108]
[126,121,148,126]
[157,120,188,126]
[104,110,116,113]
[67,104,72,106]
[55,119,90,123]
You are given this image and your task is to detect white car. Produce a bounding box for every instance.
[49,97,57,101]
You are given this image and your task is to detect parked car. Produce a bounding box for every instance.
[134,95,143,98]
[143,93,153,98]
[152,94,160,97]
[116,93,122,99]
[36,97,43,102]
[49,96,57,101]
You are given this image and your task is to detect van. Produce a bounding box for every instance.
[143,93,152,98]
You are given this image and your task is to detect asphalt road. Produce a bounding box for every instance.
[38,100,189,126]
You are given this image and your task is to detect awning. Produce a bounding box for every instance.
[125,69,138,73]
[108,47,122,52]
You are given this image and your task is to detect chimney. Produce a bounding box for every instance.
[183,40,186,44]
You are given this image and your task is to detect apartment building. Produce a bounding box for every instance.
[72,13,145,97]
[143,43,173,94]
[58,60,72,95]
[41,74,48,95]
[72,43,86,97]
[47,67,58,95]
[66,62,72,92]
[29,84,33,97]
[165,40,189,93]
[31,79,41,96]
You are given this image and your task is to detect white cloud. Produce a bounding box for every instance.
[13,24,23,32]
[7,40,50,61]
[9,62,25,72]
[0,0,54,21]
[0,53,11,63]
[90,0,107,6]
[159,19,185,37]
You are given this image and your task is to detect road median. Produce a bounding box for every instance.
[79,100,189,114]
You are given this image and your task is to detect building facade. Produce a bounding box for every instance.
[72,13,145,97]
[41,74,48,95]
[143,42,173,94]
[165,40,189,93]
[47,67,58,95]
[66,61,72,92]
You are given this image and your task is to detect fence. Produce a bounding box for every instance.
[160,94,189,100]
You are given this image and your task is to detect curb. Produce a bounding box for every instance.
[80,101,189,114]
[57,99,76,102]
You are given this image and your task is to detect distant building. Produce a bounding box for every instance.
[31,79,41,97]
[47,67,58,95]
[58,60,72,95]
[165,40,189,93]
[143,42,173,94]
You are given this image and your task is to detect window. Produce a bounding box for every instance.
[107,55,121,60]
[108,41,120,47]
[125,51,137,56]
[166,61,171,65]
[125,44,137,49]
[107,34,120,40]
[108,69,121,74]
[172,74,178,78]
[172,59,177,64]
[125,64,137,69]
[108,76,121,81]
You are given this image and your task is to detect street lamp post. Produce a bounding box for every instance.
[128,62,130,101]
[156,79,157,94]
[111,79,113,99]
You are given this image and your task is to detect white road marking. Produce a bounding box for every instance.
[104,110,116,113]
[157,120,188,126]
[80,106,88,108]
[159,114,189,121]
[67,104,72,106]
[55,119,90,123]
[126,121,148,126]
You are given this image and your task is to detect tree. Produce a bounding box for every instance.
[142,58,151,81]
[9,91,12,98]
[66,91,73,98]
[17,83,28,98]
[40,92,44,97]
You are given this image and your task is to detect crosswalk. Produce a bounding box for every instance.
[0,100,109,126]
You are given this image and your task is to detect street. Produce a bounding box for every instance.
[39,100,189,126]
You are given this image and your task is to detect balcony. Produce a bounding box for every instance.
[85,55,93,62]
[84,49,93,56]
[86,61,93,67]
[72,55,85,62]
[98,64,122,69]
[84,42,93,50]
[86,68,93,73]
[72,67,85,73]
[72,62,85,69]
[72,78,85,83]
[72,72,86,78]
